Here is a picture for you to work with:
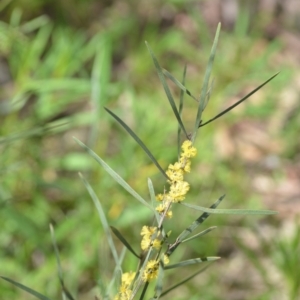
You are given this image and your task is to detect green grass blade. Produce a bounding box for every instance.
[199,72,280,127]
[20,15,49,33]
[22,78,90,93]
[49,224,75,300]
[22,23,52,72]
[162,68,197,101]
[165,257,220,270]
[110,226,140,259]
[49,224,63,280]
[104,107,169,180]
[192,23,221,142]
[10,7,22,27]
[75,139,154,212]
[181,226,217,243]
[181,202,277,215]
[79,173,119,264]
[160,265,211,297]
[145,42,188,138]
[0,276,51,300]
[0,122,67,145]
[88,35,111,147]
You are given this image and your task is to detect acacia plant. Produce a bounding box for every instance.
[1,23,278,300]
[76,23,278,300]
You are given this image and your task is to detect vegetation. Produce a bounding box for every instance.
[1,1,299,299]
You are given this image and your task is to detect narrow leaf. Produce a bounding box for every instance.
[162,68,198,101]
[49,224,63,280]
[145,42,188,138]
[0,276,51,300]
[0,122,67,145]
[181,202,277,215]
[181,226,217,243]
[75,138,154,212]
[203,78,215,111]
[104,107,169,181]
[20,15,49,33]
[166,195,224,256]
[165,257,220,270]
[161,265,211,297]
[88,35,111,147]
[178,65,187,160]
[79,173,119,264]
[110,226,140,259]
[178,195,225,241]
[199,72,279,127]
[192,23,221,142]
[50,224,75,300]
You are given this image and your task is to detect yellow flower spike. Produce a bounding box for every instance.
[141,236,151,250]
[181,140,197,158]
[166,168,184,183]
[121,271,136,286]
[179,157,191,173]
[164,193,174,202]
[142,260,159,282]
[166,210,173,218]
[168,162,182,171]
[169,181,190,202]
[114,271,135,300]
[155,203,165,213]
[114,290,132,300]
[181,140,193,151]
[156,204,173,218]
[141,226,159,250]
[140,226,157,237]
[152,238,162,249]
[156,194,164,201]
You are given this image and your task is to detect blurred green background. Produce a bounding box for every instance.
[1,0,300,299]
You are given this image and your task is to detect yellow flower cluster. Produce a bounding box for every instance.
[155,140,197,216]
[140,226,161,251]
[118,141,197,291]
[142,254,170,282]
[114,271,136,300]
[142,260,159,282]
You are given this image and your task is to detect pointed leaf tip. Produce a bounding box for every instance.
[104,107,169,180]
[145,42,189,138]
[0,276,51,300]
